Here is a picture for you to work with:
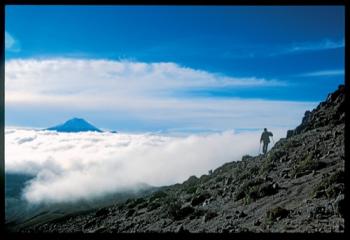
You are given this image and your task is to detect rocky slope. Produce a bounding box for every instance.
[22,85,345,233]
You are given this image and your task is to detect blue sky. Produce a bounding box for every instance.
[5,6,345,132]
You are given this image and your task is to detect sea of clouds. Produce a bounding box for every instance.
[5,128,286,204]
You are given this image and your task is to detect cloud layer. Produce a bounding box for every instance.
[5,58,284,100]
[5,58,316,130]
[6,128,287,204]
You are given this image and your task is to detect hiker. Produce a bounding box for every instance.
[260,128,273,154]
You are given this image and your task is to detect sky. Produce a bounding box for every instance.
[5,6,345,132]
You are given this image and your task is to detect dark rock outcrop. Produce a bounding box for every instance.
[287,84,345,137]
[21,85,345,233]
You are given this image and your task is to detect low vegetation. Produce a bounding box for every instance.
[291,152,326,178]
[312,170,344,199]
[266,207,289,222]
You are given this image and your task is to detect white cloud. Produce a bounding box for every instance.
[298,69,344,77]
[270,38,344,57]
[5,31,21,52]
[5,128,287,204]
[287,39,344,53]
[223,39,344,59]
[5,58,315,130]
[5,58,284,95]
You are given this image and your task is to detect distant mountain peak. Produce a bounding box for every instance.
[46,118,102,133]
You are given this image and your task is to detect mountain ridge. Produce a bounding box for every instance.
[22,85,345,233]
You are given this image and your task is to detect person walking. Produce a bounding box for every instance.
[260,128,273,154]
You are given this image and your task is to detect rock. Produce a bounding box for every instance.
[333,194,344,218]
[95,208,109,217]
[184,175,199,185]
[303,110,312,124]
[279,155,288,163]
[150,191,168,202]
[238,211,247,218]
[126,209,136,217]
[272,183,279,190]
[191,192,211,206]
[242,155,253,161]
[264,175,273,182]
[147,201,161,211]
[282,173,290,179]
[309,205,333,220]
[169,203,195,221]
[254,219,261,226]
[224,177,233,185]
[266,207,289,221]
[202,199,210,207]
[92,226,108,233]
[83,220,97,229]
[257,182,279,198]
[202,211,218,223]
[176,225,189,233]
[286,130,294,138]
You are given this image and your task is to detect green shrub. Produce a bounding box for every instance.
[325,184,344,199]
[266,207,289,221]
[258,151,281,175]
[291,153,326,178]
[250,166,259,175]
[189,208,206,220]
[150,190,168,202]
[166,198,194,221]
[185,186,197,195]
[328,170,344,184]
[199,174,210,183]
[126,197,146,209]
[215,176,225,183]
[245,183,278,204]
[259,161,276,175]
[268,150,285,162]
[234,178,264,201]
[237,172,250,182]
[312,170,344,199]
[147,201,161,211]
[191,192,211,206]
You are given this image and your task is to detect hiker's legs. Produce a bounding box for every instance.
[263,142,268,154]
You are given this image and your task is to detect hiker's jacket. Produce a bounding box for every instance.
[260,131,273,143]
